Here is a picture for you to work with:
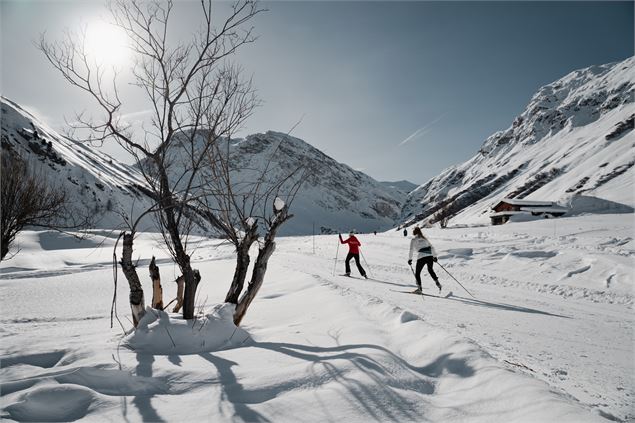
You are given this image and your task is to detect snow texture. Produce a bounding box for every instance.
[1,212,632,422]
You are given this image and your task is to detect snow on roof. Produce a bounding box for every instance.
[490,211,531,217]
[519,206,568,213]
[491,206,568,217]
[498,198,557,206]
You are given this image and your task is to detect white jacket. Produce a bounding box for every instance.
[409,236,437,261]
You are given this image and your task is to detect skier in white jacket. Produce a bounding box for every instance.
[408,227,442,294]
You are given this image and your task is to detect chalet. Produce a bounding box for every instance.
[490,198,568,225]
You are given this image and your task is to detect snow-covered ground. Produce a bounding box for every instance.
[1,213,633,422]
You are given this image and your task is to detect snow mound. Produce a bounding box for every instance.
[4,384,98,422]
[125,303,250,355]
[399,310,420,323]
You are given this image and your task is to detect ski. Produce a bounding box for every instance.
[339,274,369,280]
[391,289,453,299]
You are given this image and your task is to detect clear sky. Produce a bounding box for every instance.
[1,1,633,185]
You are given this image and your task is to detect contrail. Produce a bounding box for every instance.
[398,114,446,146]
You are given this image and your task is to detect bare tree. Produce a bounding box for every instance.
[194,132,305,324]
[0,154,88,260]
[38,0,263,322]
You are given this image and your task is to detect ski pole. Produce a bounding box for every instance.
[437,262,475,299]
[360,249,372,278]
[332,238,340,276]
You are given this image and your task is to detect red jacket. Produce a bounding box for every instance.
[340,235,361,254]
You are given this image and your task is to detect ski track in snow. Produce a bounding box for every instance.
[0,214,633,422]
[280,214,634,422]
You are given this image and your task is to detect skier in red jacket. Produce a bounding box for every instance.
[339,230,367,278]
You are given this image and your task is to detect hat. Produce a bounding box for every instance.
[349,229,356,235]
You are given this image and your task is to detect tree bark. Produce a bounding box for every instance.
[182,268,201,318]
[173,276,184,313]
[225,226,259,304]
[233,239,276,326]
[233,207,291,326]
[155,164,200,319]
[149,256,163,310]
[120,232,145,327]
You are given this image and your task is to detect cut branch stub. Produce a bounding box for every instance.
[173,275,184,313]
[149,256,163,310]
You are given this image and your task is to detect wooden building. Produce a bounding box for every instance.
[490,198,568,225]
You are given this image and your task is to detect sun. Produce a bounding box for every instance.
[84,21,129,68]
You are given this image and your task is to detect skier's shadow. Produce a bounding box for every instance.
[365,278,412,288]
[445,295,571,318]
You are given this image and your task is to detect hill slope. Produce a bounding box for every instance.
[1,97,155,230]
[401,57,634,226]
[228,132,404,235]
[2,97,402,235]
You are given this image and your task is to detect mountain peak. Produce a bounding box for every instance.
[401,57,634,227]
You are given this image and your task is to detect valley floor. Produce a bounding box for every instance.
[0,214,633,422]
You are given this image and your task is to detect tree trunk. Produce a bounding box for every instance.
[149,256,163,310]
[1,241,8,261]
[233,207,291,326]
[120,232,145,327]
[155,165,201,319]
[225,226,259,304]
[182,267,201,318]
[233,239,276,326]
[173,276,184,313]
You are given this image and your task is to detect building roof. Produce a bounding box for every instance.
[490,211,529,217]
[497,198,556,206]
[519,206,568,213]
[490,206,568,218]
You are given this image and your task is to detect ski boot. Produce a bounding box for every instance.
[435,280,442,293]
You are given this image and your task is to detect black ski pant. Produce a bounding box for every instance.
[345,252,366,277]
[415,256,438,288]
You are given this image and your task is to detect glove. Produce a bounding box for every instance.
[407,259,412,265]
[433,257,438,262]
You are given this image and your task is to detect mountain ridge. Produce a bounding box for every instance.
[400,57,634,227]
[1,97,403,235]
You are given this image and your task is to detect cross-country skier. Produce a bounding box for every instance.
[339,230,367,278]
[408,227,442,294]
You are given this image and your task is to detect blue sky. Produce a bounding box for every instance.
[2,1,633,184]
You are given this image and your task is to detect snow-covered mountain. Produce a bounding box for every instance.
[380,180,418,196]
[401,57,634,227]
[166,131,405,235]
[237,132,403,235]
[0,97,156,231]
[1,97,402,235]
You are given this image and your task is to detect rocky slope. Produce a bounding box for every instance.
[401,57,634,227]
[1,97,156,231]
[1,97,402,235]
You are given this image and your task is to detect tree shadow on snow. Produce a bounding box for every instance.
[446,295,571,318]
[126,353,164,423]
[199,341,474,422]
[199,352,272,422]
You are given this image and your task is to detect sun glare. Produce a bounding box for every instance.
[84,21,128,68]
